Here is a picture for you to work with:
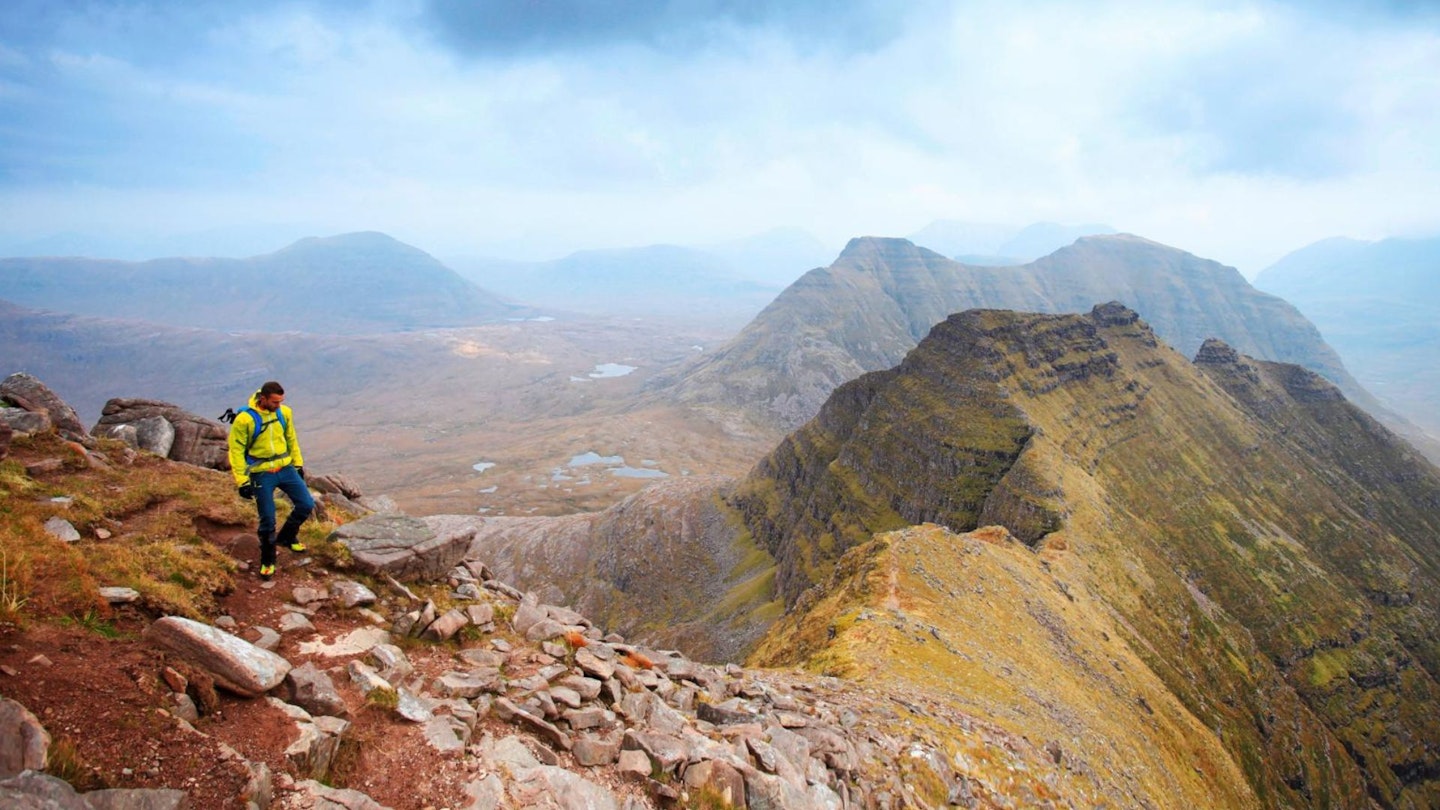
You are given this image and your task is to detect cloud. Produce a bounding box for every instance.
[0,0,1438,273]
[417,0,913,57]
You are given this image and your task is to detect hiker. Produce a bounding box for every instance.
[227,381,313,579]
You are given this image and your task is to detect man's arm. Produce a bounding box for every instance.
[227,413,254,487]
[283,404,304,469]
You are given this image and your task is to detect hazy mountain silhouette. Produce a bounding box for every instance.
[0,232,520,334]
[1256,235,1440,439]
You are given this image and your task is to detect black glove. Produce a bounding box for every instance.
[238,482,255,500]
[296,466,306,480]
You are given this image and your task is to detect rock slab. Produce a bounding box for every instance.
[144,616,292,697]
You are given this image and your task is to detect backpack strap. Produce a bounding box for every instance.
[240,406,289,463]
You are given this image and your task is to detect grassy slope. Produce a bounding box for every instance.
[744,305,1440,807]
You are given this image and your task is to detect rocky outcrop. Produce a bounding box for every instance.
[90,399,229,470]
[0,372,87,441]
[0,415,11,460]
[143,616,292,697]
[330,514,475,582]
[0,698,49,777]
[0,771,189,809]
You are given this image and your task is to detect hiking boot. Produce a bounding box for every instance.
[287,541,306,553]
[259,564,276,580]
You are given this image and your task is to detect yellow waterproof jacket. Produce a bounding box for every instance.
[228,393,304,485]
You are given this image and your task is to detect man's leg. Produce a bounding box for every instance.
[253,471,279,576]
[274,466,315,553]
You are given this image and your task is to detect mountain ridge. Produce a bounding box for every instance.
[661,232,1440,462]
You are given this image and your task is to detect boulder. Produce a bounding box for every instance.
[0,373,85,439]
[330,579,377,608]
[509,765,620,810]
[684,760,748,809]
[309,473,364,500]
[90,398,229,470]
[132,415,176,458]
[330,515,475,582]
[85,787,192,809]
[0,406,50,435]
[284,662,348,719]
[0,697,50,777]
[0,417,10,460]
[144,616,292,697]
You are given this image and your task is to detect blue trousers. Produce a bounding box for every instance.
[252,465,315,565]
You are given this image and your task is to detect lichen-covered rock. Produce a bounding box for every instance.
[0,373,85,439]
[144,616,292,697]
[90,398,229,470]
[330,515,474,582]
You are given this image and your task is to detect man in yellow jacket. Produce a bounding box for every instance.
[228,381,314,579]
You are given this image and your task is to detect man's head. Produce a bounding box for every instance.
[257,381,285,412]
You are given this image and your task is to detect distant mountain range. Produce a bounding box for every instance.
[460,304,1440,806]
[0,232,523,334]
[661,233,1440,461]
[1256,235,1440,439]
[448,229,835,330]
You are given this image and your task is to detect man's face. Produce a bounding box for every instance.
[258,393,285,412]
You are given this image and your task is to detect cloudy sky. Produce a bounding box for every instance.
[2,0,1438,274]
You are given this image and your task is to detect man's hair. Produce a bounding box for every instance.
[259,381,285,397]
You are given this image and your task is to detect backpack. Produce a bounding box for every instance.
[219,405,289,460]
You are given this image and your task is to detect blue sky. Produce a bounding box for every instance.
[2,0,1438,273]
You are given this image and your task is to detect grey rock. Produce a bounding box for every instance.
[0,414,10,460]
[683,759,747,809]
[329,515,474,582]
[1,407,50,435]
[465,603,494,626]
[0,698,50,777]
[423,716,467,754]
[574,648,615,680]
[463,773,505,810]
[246,626,282,652]
[1,373,85,438]
[457,648,506,669]
[510,601,547,636]
[131,415,176,458]
[346,660,393,695]
[493,697,572,751]
[292,586,329,605]
[573,733,622,767]
[285,662,348,718]
[510,764,619,810]
[43,517,80,543]
[286,779,392,809]
[422,608,469,642]
[278,612,316,634]
[90,398,229,470]
[562,706,613,731]
[0,771,90,809]
[144,616,291,697]
[85,787,192,809]
[308,473,364,500]
[622,729,689,776]
[434,669,501,699]
[741,766,812,810]
[368,644,413,683]
[617,749,651,778]
[557,675,602,701]
[99,587,141,604]
[548,686,583,709]
[166,692,200,724]
[395,688,434,723]
[329,579,377,608]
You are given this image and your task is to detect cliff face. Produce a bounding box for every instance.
[664,234,1404,445]
[740,303,1440,807]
